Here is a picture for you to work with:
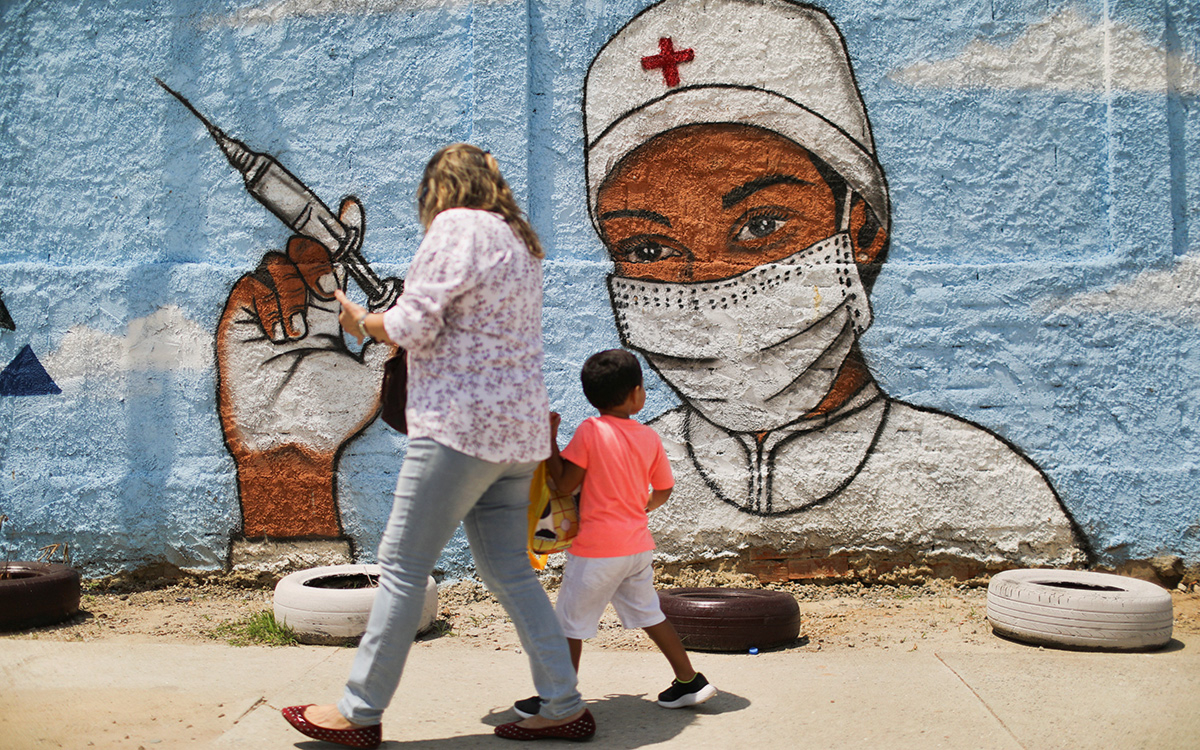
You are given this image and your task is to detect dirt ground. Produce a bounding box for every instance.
[6,567,1200,652]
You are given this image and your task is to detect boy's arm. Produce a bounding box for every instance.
[646,487,672,512]
[645,431,674,512]
[546,412,586,494]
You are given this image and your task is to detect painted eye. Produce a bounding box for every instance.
[734,214,787,242]
[615,239,683,264]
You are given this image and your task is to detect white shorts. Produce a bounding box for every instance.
[555,550,666,639]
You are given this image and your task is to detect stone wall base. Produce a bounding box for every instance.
[658,547,1196,590]
[229,537,354,575]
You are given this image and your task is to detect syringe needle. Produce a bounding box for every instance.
[157,77,273,183]
[158,79,402,310]
[156,78,225,142]
[158,80,322,222]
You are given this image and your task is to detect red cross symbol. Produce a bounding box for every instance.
[641,37,694,87]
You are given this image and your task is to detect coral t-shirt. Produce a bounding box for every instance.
[561,415,674,558]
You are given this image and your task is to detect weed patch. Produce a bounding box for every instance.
[211,610,297,647]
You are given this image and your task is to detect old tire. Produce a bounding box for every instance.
[273,565,438,645]
[658,587,801,652]
[0,562,81,631]
[987,569,1173,651]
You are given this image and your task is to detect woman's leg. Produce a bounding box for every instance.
[336,439,509,726]
[462,462,585,721]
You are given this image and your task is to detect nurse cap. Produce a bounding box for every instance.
[584,0,890,235]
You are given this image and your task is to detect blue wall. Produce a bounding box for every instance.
[0,0,1197,577]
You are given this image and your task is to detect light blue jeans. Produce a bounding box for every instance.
[338,438,583,725]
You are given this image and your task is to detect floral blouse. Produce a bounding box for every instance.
[381,208,551,463]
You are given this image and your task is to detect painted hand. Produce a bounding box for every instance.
[216,197,390,538]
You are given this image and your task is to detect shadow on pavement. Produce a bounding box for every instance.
[291,687,751,748]
[990,631,1187,654]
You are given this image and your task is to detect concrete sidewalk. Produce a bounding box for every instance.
[2,632,1198,749]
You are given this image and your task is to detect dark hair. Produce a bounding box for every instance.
[581,349,643,410]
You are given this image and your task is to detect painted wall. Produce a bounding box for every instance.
[0,0,1197,580]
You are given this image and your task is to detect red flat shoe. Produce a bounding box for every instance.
[281,705,382,749]
[494,708,596,742]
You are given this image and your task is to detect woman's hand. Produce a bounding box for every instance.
[335,289,397,345]
[334,289,368,343]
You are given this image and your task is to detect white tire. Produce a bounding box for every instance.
[986,569,1173,651]
[273,565,438,645]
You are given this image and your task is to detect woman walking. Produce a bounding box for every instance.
[282,144,594,747]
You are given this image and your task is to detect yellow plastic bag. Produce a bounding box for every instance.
[527,462,579,569]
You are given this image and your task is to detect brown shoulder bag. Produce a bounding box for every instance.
[379,348,408,433]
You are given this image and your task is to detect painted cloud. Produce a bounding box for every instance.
[1052,254,1200,322]
[44,306,213,382]
[207,0,505,27]
[891,5,1200,94]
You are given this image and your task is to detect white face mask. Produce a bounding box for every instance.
[608,232,872,433]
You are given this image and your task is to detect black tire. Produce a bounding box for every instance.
[986,569,1173,651]
[658,587,801,652]
[0,562,81,631]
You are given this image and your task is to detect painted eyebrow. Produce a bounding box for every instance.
[722,174,813,210]
[598,208,672,227]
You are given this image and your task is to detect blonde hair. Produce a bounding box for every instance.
[417,143,544,258]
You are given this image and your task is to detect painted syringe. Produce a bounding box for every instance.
[157,79,401,311]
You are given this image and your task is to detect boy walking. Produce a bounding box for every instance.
[514,349,716,719]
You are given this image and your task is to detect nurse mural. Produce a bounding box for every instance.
[584,0,1090,567]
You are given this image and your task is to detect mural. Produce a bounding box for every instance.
[0,292,13,332]
[0,0,1196,579]
[0,345,61,398]
[583,0,1091,570]
[159,82,401,541]
[0,292,60,398]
